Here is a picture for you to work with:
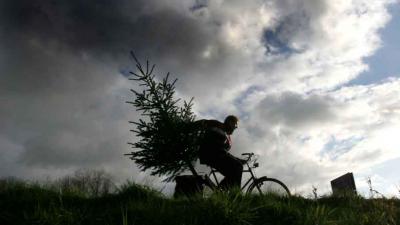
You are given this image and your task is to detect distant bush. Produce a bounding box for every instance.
[0,176,27,191]
[53,169,115,197]
[117,180,163,200]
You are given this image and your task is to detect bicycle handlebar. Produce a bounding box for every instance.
[241,153,256,164]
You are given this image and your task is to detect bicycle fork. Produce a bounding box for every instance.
[242,162,262,193]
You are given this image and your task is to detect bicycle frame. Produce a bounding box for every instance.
[197,153,290,196]
[207,159,260,192]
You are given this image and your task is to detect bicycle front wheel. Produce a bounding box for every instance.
[247,177,290,197]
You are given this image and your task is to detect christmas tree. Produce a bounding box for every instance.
[125,52,201,181]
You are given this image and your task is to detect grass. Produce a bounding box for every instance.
[0,178,399,225]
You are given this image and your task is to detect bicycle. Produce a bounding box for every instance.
[198,152,291,197]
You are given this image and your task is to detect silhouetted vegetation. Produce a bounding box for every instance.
[1,175,399,225]
[125,52,200,181]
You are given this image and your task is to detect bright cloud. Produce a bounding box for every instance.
[235,77,400,194]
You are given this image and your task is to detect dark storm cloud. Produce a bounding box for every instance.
[0,0,225,181]
[0,0,213,63]
[0,0,215,113]
[0,0,233,100]
[1,0,137,51]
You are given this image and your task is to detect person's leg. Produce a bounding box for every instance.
[210,153,243,189]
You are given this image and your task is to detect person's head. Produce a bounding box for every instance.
[223,115,239,135]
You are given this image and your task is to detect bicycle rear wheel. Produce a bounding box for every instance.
[247,177,290,197]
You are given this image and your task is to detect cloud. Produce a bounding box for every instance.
[234,77,400,193]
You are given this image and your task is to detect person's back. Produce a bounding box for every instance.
[199,125,227,164]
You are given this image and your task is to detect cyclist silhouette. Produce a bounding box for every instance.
[195,115,244,189]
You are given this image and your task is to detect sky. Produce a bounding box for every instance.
[1,0,400,197]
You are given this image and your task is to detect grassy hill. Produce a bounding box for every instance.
[0,178,399,225]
